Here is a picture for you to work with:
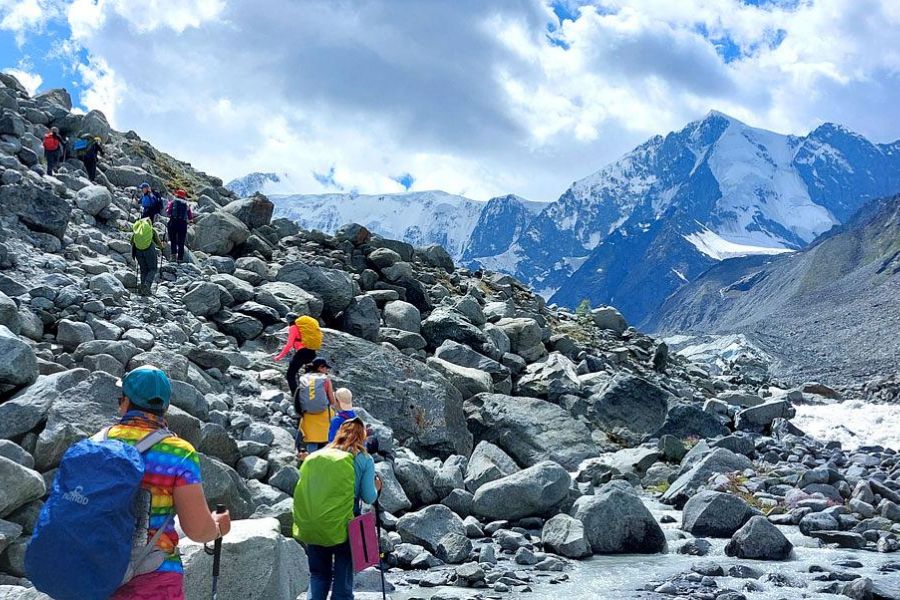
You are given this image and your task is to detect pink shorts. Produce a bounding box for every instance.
[111,572,185,600]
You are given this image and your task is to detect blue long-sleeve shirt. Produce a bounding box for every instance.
[353,451,378,512]
[328,410,358,442]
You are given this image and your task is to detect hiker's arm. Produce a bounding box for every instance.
[356,455,379,505]
[173,484,232,543]
[274,326,297,360]
[325,379,338,408]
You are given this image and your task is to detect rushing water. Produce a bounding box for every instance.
[388,404,900,600]
[794,401,900,451]
[389,498,900,599]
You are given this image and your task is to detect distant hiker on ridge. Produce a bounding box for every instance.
[166,189,194,263]
[274,315,323,396]
[77,135,104,181]
[25,366,231,600]
[131,217,165,296]
[138,182,165,222]
[42,126,63,176]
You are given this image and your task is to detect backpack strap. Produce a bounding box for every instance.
[135,428,173,454]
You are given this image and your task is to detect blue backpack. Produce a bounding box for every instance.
[25,427,173,600]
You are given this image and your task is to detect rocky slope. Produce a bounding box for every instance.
[0,76,899,600]
[649,195,900,386]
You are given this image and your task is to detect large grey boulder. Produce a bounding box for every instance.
[426,358,492,400]
[0,184,71,240]
[74,185,111,216]
[662,448,753,508]
[735,400,796,432]
[465,394,596,469]
[724,516,793,560]
[341,295,380,342]
[590,306,627,336]
[77,109,110,142]
[464,441,519,493]
[320,330,471,456]
[495,318,545,362]
[472,461,570,521]
[654,404,730,440]
[393,457,440,507]
[199,454,256,519]
[257,282,323,318]
[222,194,274,230]
[541,514,592,558]
[375,461,412,515]
[421,308,494,357]
[32,371,120,470]
[588,375,672,445]
[89,273,127,299]
[103,166,165,191]
[183,282,222,317]
[277,263,355,319]
[516,353,581,401]
[682,490,761,538]
[571,486,666,554]
[396,505,470,564]
[434,340,509,385]
[0,369,90,440]
[192,211,251,255]
[415,245,454,272]
[56,319,94,350]
[383,300,421,333]
[0,293,19,334]
[0,325,37,390]
[182,517,307,600]
[0,456,45,518]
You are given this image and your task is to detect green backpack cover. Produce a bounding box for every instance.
[293,448,355,546]
[132,219,154,251]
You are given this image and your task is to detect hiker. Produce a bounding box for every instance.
[24,366,231,600]
[166,189,193,262]
[274,315,323,396]
[293,417,382,600]
[131,217,165,296]
[81,136,104,181]
[42,126,63,176]
[138,182,164,222]
[297,358,338,457]
[328,388,357,443]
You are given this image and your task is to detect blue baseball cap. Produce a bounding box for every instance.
[140,182,150,189]
[120,366,172,411]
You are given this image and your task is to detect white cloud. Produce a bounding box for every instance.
[2,66,41,94]
[0,0,60,44]
[11,0,898,202]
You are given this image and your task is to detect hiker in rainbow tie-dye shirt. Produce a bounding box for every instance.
[107,366,232,600]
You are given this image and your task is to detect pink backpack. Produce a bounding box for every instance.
[348,512,380,572]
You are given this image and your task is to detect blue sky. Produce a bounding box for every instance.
[2,0,899,201]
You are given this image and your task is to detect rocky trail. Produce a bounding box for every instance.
[0,75,899,600]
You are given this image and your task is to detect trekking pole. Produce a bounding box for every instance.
[374,501,387,600]
[207,504,226,600]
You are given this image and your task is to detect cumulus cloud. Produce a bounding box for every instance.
[3,0,900,201]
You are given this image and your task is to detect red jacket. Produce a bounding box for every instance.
[274,324,305,361]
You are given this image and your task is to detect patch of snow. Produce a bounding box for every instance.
[684,227,795,261]
[672,268,688,282]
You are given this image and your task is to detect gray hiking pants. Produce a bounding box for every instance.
[135,246,158,293]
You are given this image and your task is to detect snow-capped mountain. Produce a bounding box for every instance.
[225,172,287,197]
[461,194,544,264]
[471,111,900,323]
[270,191,543,262]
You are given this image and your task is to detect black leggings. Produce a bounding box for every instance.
[168,219,188,261]
[287,348,317,398]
